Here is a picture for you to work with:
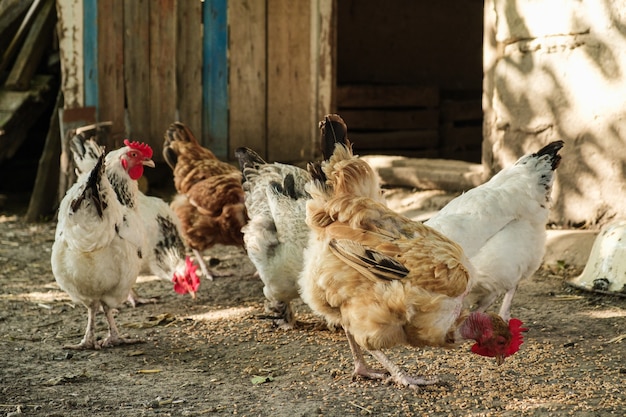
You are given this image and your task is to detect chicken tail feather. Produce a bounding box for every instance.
[234,147,267,173]
[319,114,349,160]
[534,140,564,170]
[70,153,107,218]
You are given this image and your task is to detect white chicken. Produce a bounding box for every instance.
[52,139,154,349]
[235,147,311,329]
[425,140,564,321]
[70,136,200,304]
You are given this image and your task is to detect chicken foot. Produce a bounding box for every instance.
[126,288,159,307]
[345,330,390,381]
[98,305,143,348]
[63,301,99,350]
[265,300,295,330]
[193,249,213,280]
[368,350,439,388]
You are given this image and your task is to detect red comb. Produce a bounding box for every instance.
[506,318,528,356]
[124,139,153,159]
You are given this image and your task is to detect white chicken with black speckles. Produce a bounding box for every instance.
[235,146,311,330]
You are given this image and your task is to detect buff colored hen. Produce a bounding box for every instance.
[298,114,526,388]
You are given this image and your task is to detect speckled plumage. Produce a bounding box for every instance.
[235,147,311,329]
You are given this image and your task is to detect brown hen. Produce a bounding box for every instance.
[163,122,247,279]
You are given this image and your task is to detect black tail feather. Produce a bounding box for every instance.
[234,147,267,172]
[535,140,564,170]
[319,114,348,160]
[70,153,107,218]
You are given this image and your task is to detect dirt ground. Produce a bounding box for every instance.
[0,191,625,417]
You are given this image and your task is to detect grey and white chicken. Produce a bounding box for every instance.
[235,147,311,329]
[425,140,564,321]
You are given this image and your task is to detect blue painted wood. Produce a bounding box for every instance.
[83,0,97,108]
[202,0,228,158]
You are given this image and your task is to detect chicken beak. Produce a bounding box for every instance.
[189,290,197,300]
[495,355,505,366]
[142,158,155,168]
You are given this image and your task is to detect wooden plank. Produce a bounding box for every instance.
[56,0,82,109]
[440,99,482,122]
[267,0,312,162]
[124,0,151,144]
[25,90,62,222]
[176,0,202,141]
[0,0,33,56]
[203,0,228,158]
[0,0,40,80]
[97,0,125,149]
[312,0,337,159]
[349,129,439,151]
[5,0,56,90]
[339,109,439,130]
[149,0,176,156]
[337,84,439,108]
[374,159,483,191]
[228,0,267,160]
[441,124,483,148]
[0,75,54,163]
[83,0,97,107]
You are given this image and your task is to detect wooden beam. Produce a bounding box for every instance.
[0,0,40,81]
[0,75,55,163]
[56,0,82,109]
[5,0,56,90]
[312,0,337,157]
[0,0,34,59]
[25,90,62,222]
[203,0,228,158]
[83,0,97,107]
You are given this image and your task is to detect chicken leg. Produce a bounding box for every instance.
[63,301,99,350]
[98,305,143,348]
[345,330,438,388]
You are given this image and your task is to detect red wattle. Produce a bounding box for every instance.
[128,165,144,180]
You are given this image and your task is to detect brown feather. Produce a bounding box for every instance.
[163,122,247,254]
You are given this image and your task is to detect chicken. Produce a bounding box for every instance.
[298,114,526,387]
[425,140,563,321]
[70,135,200,305]
[51,139,154,349]
[235,146,311,329]
[163,122,248,279]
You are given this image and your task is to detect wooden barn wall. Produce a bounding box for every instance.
[58,0,484,165]
[57,0,332,163]
[336,0,484,162]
